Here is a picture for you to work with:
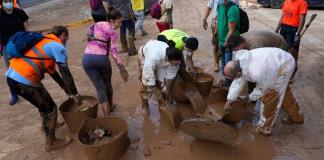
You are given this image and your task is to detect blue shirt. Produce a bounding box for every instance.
[6,41,68,86]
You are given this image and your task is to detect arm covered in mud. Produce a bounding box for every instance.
[57,63,79,96]
[49,71,69,94]
[227,77,247,102]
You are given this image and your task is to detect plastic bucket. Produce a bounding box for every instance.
[196,73,214,97]
[59,96,98,135]
[77,117,128,160]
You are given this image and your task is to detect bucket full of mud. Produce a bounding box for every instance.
[196,73,214,97]
[194,66,204,74]
[59,96,98,135]
[77,117,128,160]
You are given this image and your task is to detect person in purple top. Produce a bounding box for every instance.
[83,8,129,116]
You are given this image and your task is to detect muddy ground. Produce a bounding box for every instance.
[0,0,324,159]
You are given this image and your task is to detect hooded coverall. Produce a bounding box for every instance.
[227,48,304,135]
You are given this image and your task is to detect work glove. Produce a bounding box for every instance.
[203,19,208,30]
[294,33,301,44]
[118,64,129,82]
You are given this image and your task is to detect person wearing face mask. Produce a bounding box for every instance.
[223,47,304,136]
[157,29,199,76]
[0,0,28,105]
[83,8,129,116]
[6,26,80,152]
[138,40,182,115]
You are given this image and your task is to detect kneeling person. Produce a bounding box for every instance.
[6,26,80,151]
[138,40,182,115]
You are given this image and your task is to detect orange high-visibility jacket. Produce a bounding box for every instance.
[9,34,62,84]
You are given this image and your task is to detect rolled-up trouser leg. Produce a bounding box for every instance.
[126,19,137,56]
[134,10,145,33]
[282,86,304,123]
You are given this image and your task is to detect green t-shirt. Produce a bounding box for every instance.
[217,2,240,47]
[159,29,189,50]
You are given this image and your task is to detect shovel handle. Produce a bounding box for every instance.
[300,14,317,38]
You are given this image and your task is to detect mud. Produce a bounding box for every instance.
[196,73,214,97]
[80,127,114,146]
[1,0,324,159]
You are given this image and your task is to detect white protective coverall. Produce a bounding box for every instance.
[138,40,179,105]
[227,47,296,134]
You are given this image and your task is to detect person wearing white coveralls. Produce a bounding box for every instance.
[224,47,304,135]
[138,40,182,115]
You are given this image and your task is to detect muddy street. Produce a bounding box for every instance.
[0,0,324,159]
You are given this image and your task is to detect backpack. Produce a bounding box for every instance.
[226,3,249,34]
[150,1,167,19]
[87,24,111,51]
[6,32,47,59]
[90,0,100,10]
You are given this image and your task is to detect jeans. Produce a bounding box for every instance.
[120,20,135,38]
[82,54,112,104]
[134,10,145,33]
[221,47,233,86]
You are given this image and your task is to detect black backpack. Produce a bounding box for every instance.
[226,3,249,34]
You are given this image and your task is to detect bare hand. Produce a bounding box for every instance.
[224,101,233,114]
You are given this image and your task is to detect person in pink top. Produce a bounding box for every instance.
[83,8,129,116]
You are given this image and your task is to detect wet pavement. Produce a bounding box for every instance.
[0,0,324,159]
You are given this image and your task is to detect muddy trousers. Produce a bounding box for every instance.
[82,54,113,104]
[6,77,58,137]
[257,62,304,135]
[211,17,220,71]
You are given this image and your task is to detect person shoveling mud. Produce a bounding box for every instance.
[81,126,115,145]
[223,47,304,136]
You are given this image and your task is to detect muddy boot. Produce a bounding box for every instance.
[44,108,72,152]
[128,37,138,56]
[281,86,304,124]
[100,102,111,116]
[119,35,129,53]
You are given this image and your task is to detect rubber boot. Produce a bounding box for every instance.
[281,86,304,124]
[128,37,138,56]
[44,108,72,152]
[119,34,129,53]
[100,102,111,116]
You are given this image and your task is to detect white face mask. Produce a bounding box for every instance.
[3,2,13,10]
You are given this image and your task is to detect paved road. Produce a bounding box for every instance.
[19,0,51,8]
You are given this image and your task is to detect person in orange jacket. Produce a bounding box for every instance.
[6,26,81,152]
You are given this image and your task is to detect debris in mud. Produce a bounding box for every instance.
[143,145,151,157]
[161,140,172,145]
[81,126,114,145]
[68,100,92,112]
[131,137,141,144]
